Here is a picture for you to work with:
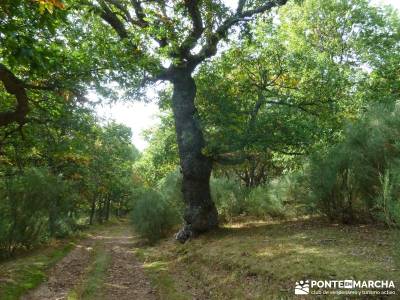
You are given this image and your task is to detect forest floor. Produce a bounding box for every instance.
[0,218,399,300]
[0,220,156,300]
[136,217,400,300]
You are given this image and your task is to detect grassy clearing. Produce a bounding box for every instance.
[67,243,111,300]
[0,240,74,300]
[135,218,400,299]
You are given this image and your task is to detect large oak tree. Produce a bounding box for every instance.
[79,0,288,241]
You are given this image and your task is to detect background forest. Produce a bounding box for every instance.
[132,0,400,239]
[0,0,399,298]
[1,0,400,251]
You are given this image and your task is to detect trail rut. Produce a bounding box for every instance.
[22,223,156,300]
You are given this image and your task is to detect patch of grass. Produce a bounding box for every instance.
[77,218,125,239]
[136,218,400,299]
[68,244,111,300]
[134,248,189,300]
[0,241,74,300]
[0,220,122,300]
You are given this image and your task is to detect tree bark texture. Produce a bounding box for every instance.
[0,64,29,127]
[170,68,218,242]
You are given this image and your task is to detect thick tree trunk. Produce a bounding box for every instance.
[171,68,218,242]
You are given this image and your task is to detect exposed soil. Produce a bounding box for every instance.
[22,223,156,300]
[21,239,95,300]
[102,227,157,300]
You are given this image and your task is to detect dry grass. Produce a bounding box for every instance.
[135,218,400,299]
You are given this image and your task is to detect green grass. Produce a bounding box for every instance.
[0,241,74,300]
[135,218,400,299]
[0,220,120,300]
[134,248,189,300]
[67,243,111,300]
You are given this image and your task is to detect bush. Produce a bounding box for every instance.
[0,173,48,256]
[157,169,185,219]
[211,177,246,222]
[210,174,308,221]
[267,171,312,217]
[374,167,400,227]
[131,188,180,242]
[308,104,400,225]
[245,184,286,219]
[0,168,78,258]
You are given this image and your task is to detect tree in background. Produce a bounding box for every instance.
[86,123,139,224]
[0,0,109,130]
[0,1,140,255]
[139,0,399,190]
[128,0,399,236]
[2,0,398,247]
[199,0,399,164]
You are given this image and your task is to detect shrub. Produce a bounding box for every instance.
[131,188,180,242]
[268,171,312,217]
[0,168,78,258]
[210,174,306,221]
[211,177,246,222]
[308,104,400,225]
[245,184,286,218]
[374,166,400,226]
[157,169,185,219]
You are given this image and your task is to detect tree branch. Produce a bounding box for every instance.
[179,0,204,56]
[248,91,266,131]
[130,0,146,24]
[106,0,168,47]
[240,0,287,18]
[104,0,133,23]
[0,64,29,127]
[265,99,320,116]
[98,0,128,39]
[236,0,247,14]
[191,0,287,65]
[213,152,249,165]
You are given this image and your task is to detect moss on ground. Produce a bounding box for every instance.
[0,241,74,300]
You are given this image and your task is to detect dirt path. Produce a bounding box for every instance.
[102,226,156,300]
[22,222,156,300]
